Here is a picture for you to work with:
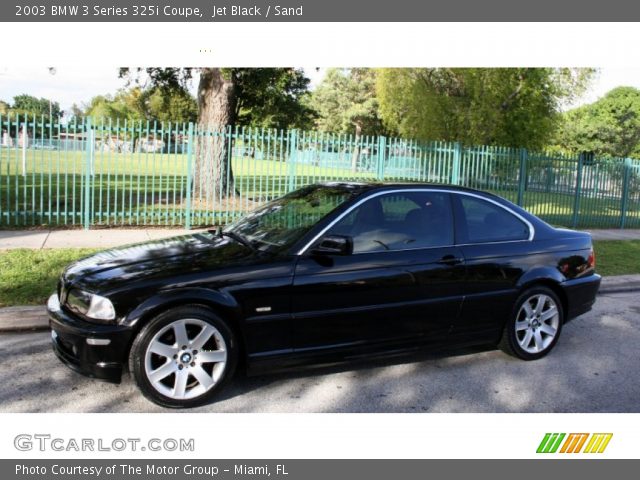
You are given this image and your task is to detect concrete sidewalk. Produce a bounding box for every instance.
[1,275,638,333]
[0,228,209,250]
[1,228,640,250]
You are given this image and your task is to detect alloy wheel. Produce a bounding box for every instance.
[514,294,560,354]
[144,318,227,400]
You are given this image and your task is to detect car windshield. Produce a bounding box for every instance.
[224,184,364,252]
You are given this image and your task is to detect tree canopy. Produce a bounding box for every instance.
[83,87,197,124]
[2,94,62,119]
[120,67,313,130]
[310,68,384,136]
[376,68,594,150]
[554,86,640,158]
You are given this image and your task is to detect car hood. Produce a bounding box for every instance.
[62,232,256,288]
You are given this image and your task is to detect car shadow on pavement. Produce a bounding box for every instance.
[0,292,638,413]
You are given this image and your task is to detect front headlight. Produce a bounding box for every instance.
[66,289,116,322]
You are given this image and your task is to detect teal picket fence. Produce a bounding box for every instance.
[1,113,639,229]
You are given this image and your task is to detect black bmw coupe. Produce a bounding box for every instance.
[48,183,601,407]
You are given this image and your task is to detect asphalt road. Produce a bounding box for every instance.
[1,290,638,413]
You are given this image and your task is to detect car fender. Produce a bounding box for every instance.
[122,287,241,329]
[516,266,565,291]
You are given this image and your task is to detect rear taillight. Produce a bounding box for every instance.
[587,248,596,269]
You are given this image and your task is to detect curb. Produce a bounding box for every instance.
[0,306,48,333]
[597,285,640,295]
[0,277,639,333]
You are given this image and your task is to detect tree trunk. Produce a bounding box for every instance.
[351,122,362,172]
[194,68,237,201]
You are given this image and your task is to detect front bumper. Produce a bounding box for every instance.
[48,294,134,383]
[562,273,602,322]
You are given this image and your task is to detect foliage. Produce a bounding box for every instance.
[119,68,313,130]
[146,87,198,124]
[0,100,9,115]
[554,87,640,158]
[84,89,144,122]
[376,68,594,150]
[3,94,62,119]
[310,68,384,136]
[83,86,197,124]
[233,68,314,130]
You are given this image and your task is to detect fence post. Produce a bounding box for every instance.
[21,122,27,177]
[572,154,584,228]
[83,118,92,230]
[620,158,632,229]
[185,122,194,230]
[287,129,298,192]
[517,148,528,206]
[376,136,386,180]
[451,142,462,185]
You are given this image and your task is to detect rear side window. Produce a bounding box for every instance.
[327,191,454,253]
[456,195,529,243]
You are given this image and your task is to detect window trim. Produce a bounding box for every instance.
[453,193,533,245]
[296,188,535,255]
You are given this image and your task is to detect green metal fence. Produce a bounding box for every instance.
[1,113,640,229]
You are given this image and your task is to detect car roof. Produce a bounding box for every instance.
[313,181,552,231]
[315,181,498,197]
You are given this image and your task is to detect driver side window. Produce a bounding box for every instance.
[327,191,454,253]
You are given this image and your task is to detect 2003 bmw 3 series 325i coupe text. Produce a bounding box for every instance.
[48,183,601,408]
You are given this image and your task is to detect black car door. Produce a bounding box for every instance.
[291,190,466,353]
[451,193,534,339]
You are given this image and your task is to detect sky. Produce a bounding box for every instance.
[1,66,639,114]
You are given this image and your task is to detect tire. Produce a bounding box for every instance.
[129,305,238,408]
[498,286,564,360]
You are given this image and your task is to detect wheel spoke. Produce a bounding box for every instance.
[533,330,544,352]
[515,321,529,332]
[149,342,177,359]
[149,360,176,383]
[173,320,190,347]
[533,295,545,315]
[522,302,534,317]
[198,350,226,364]
[539,323,557,337]
[191,325,215,350]
[521,329,533,348]
[173,369,189,398]
[190,365,214,390]
[540,306,557,322]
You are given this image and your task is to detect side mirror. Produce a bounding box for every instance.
[311,235,353,256]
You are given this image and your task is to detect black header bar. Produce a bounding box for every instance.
[3,0,640,22]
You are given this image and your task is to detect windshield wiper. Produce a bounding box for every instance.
[210,228,257,252]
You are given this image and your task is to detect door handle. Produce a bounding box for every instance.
[437,255,464,266]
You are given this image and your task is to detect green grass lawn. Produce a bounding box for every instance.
[1,147,640,229]
[0,149,377,227]
[0,248,97,307]
[593,240,640,276]
[1,240,639,307]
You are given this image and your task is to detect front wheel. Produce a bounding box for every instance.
[129,306,238,408]
[499,287,563,360]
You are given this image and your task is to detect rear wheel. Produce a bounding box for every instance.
[129,306,237,408]
[499,286,563,360]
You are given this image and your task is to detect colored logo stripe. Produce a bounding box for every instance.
[583,433,613,453]
[560,433,589,453]
[537,433,613,453]
[537,433,566,453]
